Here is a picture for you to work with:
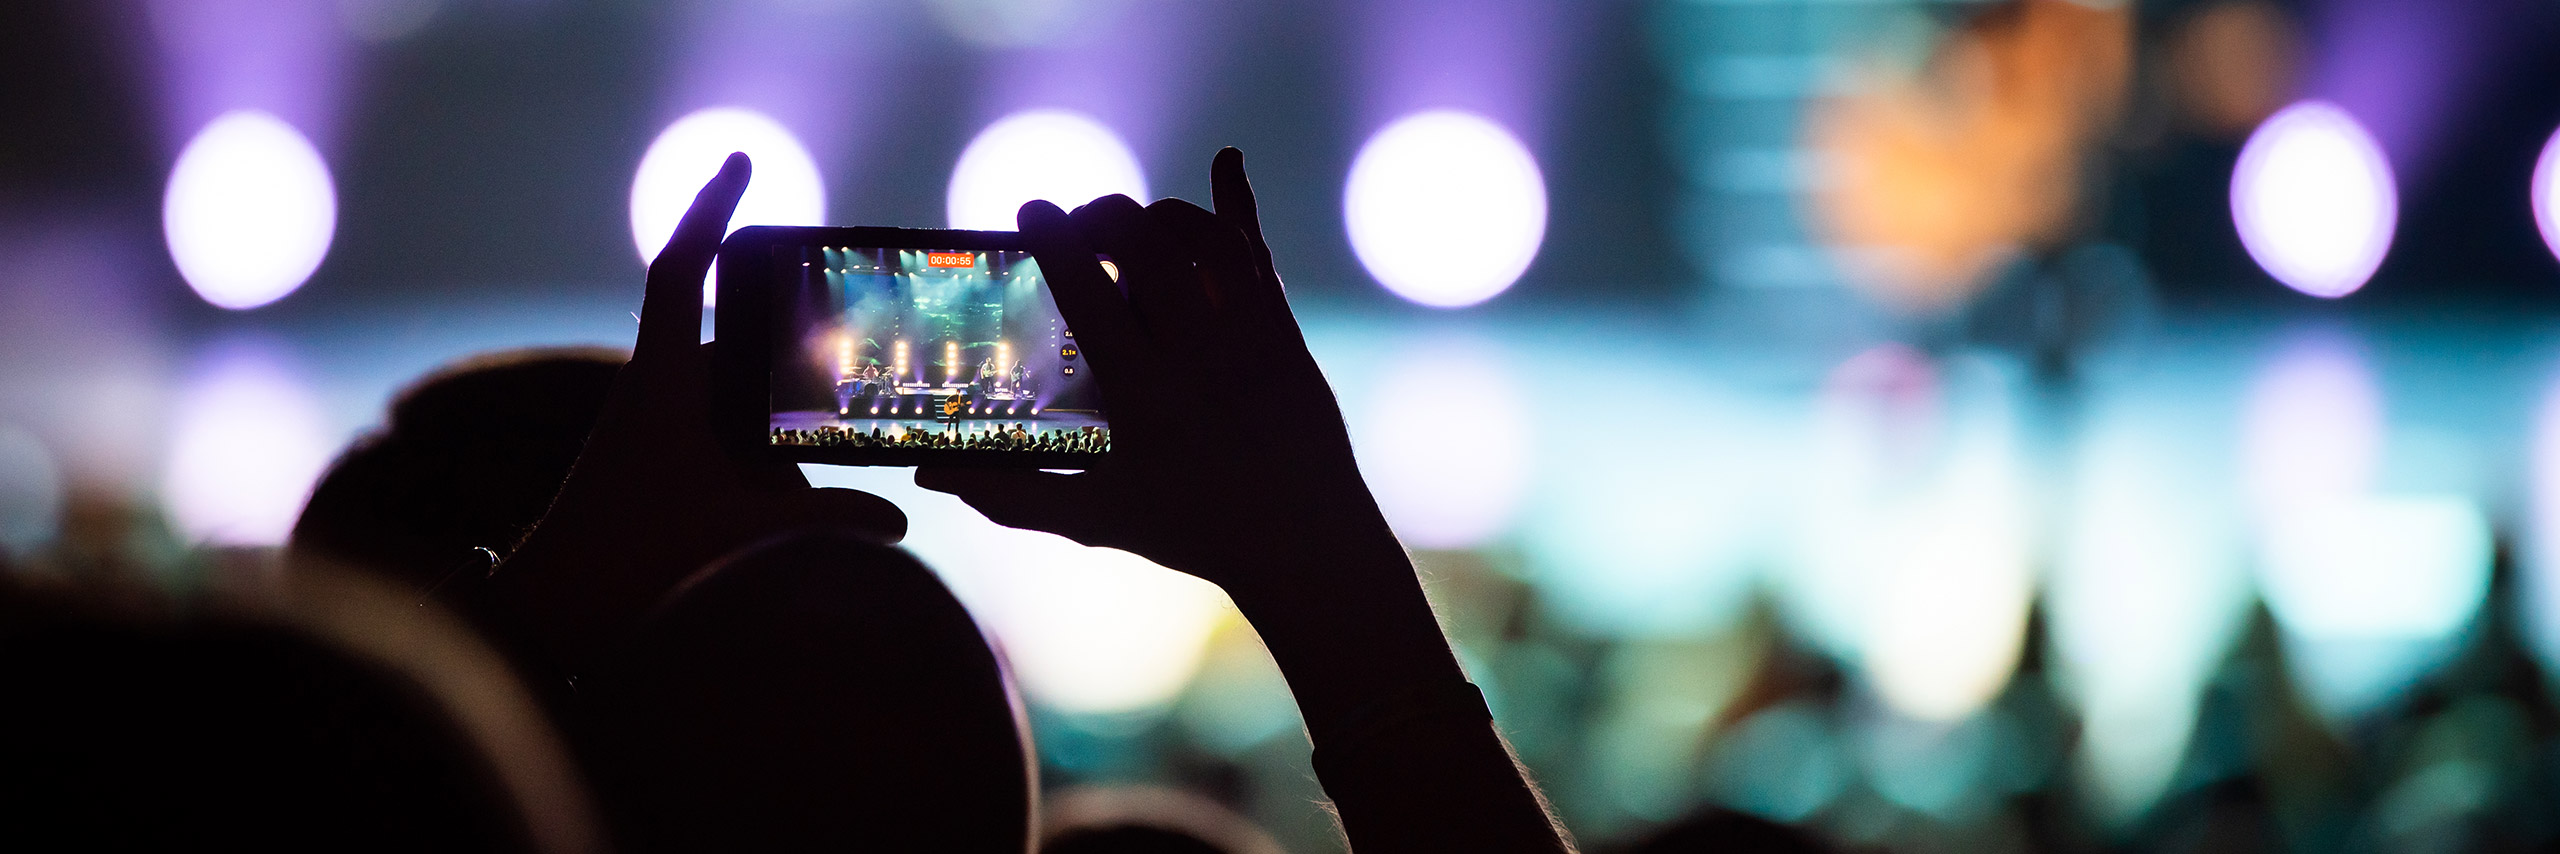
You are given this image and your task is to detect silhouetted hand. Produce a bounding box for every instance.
[914,151,1453,694]
[496,153,906,671]
[920,149,1571,853]
[916,149,1400,610]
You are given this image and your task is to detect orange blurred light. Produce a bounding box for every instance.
[1806,0,2130,311]
[2170,2,2300,136]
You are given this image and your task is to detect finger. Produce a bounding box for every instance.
[1074,196,1219,362]
[1019,199,1153,394]
[1210,147,1280,283]
[1146,199,1332,418]
[761,486,910,545]
[1146,198,1293,338]
[639,152,750,361]
[913,467,1115,546]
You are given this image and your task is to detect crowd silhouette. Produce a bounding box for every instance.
[771,422,1109,453]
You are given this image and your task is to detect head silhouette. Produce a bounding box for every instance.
[291,348,624,592]
[575,529,1034,851]
[0,567,593,853]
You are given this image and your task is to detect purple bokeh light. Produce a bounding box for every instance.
[658,0,910,196]
[2230,101,2397,298]
[2535,125,2560,265]
[1354,0,1570,149]
[142,0,352,151]
[972,0,1224,181]
[2302,0,2536,183]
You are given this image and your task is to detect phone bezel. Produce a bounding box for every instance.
[714,225,1108,469]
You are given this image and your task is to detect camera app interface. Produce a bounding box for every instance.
[769,245,1108,455]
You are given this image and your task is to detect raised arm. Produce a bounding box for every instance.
[917,148,1575,853]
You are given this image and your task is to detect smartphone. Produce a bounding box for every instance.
[713,226,1108,467]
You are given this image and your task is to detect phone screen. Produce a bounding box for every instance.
[765,244,1109,458]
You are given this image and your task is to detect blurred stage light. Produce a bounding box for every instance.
[963,542,1230,716]
[1704,703,1849,822]
[2051,406,2248,824]
[2262,496,2489,640]
[799,466,1232,716]
[1344,110,1547,308]
[1354,341,1531,549]
[162,346,334,546]
[0,424,64,557]
[2536,125,2560,264]
[947,110,1147,231]
[1173,623,1300,756]
[1522,394,1770,637]
[2168,1,2298,136]
[1784,344,1939,660]
[163,110,337,310]
[630,107,826,306]
[1587,640,1761,821]
[2240,337,2381,518]
[2231,101,2397,297]
[1857,707,2004,820]
[1792,348,2031,721]
[2524,373,2560,676]
[2231,335,2484,719]
[2261,495,2490,721]
[1860,432,2035,722]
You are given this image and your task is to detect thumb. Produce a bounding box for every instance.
[914,467,1115,546]
[760,486,909,545]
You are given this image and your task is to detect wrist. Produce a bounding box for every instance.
[1220,542,1470,736]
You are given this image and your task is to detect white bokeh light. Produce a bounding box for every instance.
[947,110,1148,231]
[1783,344,1939,660]
[1523,390,1776,637]
[2534,125,2560,264]
[2260,496,2490,641]
[161,348,335,546]
[1354,341,1533,549]
[1344,110,1548,308]
[2231,101,2397,298]
[630,107,826,306]
[1858,429,2036,722]
[2050,404,2248,825]
[2261,493,2491,722]
[1789,348,2033,721]
[2237,338,2492,722]
[163,110,338,310]
[2240,338,2382,519]
[799,465,1232,716]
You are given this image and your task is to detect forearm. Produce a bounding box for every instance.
[1232,543,1574,854]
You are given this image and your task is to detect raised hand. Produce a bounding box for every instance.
[495,153,906,672]
[913,147,1463,733]
[919,148,1572,853]
[916,149,1395,601]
